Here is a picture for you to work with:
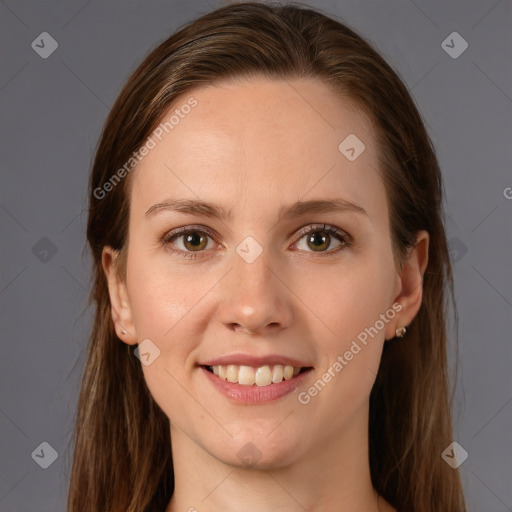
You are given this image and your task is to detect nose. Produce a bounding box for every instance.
[217,248,294,336]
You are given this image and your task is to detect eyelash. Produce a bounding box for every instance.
[160,223,352,260]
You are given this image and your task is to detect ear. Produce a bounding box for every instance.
[385,230,429,341]
[102,246,138,345]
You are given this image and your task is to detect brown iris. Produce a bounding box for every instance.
[183,232,208,251]
[307,231,331,252]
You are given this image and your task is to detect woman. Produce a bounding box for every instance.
[67,2,466,511]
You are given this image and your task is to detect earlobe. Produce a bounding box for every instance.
[386,231,429,340]
[101,246,138,345]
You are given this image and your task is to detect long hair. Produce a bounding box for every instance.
[67,2,465,511]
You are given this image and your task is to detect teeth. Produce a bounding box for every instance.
[255,365,272,386]
[209,364,304,386]
[283,365,294,380]
[226,364,239,383]
[272,364,284,383]
[238,365,255,385]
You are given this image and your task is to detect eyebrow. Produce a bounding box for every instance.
[145,197,368,222]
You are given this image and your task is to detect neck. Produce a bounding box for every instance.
[165,404,381,512]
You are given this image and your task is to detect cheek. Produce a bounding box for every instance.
[297,274,391,434]
[125,252,205,423]
[126,250,197,338]
[319,257,393,345]
[125,249,208,389]
[309,251,395,401]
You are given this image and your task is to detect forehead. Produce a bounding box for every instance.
[131,77,386,224]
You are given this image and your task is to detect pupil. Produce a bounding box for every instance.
[309,232,328,250]
[185,233,205,250]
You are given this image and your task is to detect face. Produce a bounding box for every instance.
[104,77,425,470]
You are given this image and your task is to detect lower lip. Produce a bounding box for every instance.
[200,366,314,404]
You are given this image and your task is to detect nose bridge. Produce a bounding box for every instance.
[218,239,293,334]
[235,240,275,295]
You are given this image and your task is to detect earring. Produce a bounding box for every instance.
[395,326,407,338]
[121,329,127,335]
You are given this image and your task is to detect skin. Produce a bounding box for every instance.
[103,77,428,512]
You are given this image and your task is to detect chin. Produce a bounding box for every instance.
[209,434,303,470]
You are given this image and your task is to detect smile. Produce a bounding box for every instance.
[201,365,314,404]
[205,364,312,386]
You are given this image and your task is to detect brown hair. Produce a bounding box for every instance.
[67,2,465,511]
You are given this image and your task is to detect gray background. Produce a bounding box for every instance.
[0,0,511,510]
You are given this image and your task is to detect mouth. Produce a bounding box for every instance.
[201,364,313,387]
[200,364,315,404]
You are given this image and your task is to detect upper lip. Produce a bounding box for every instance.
[200,354,313,368]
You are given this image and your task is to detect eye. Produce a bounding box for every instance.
[292,224,351,255]
[161,226,218,259]
[161,223,352,259]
